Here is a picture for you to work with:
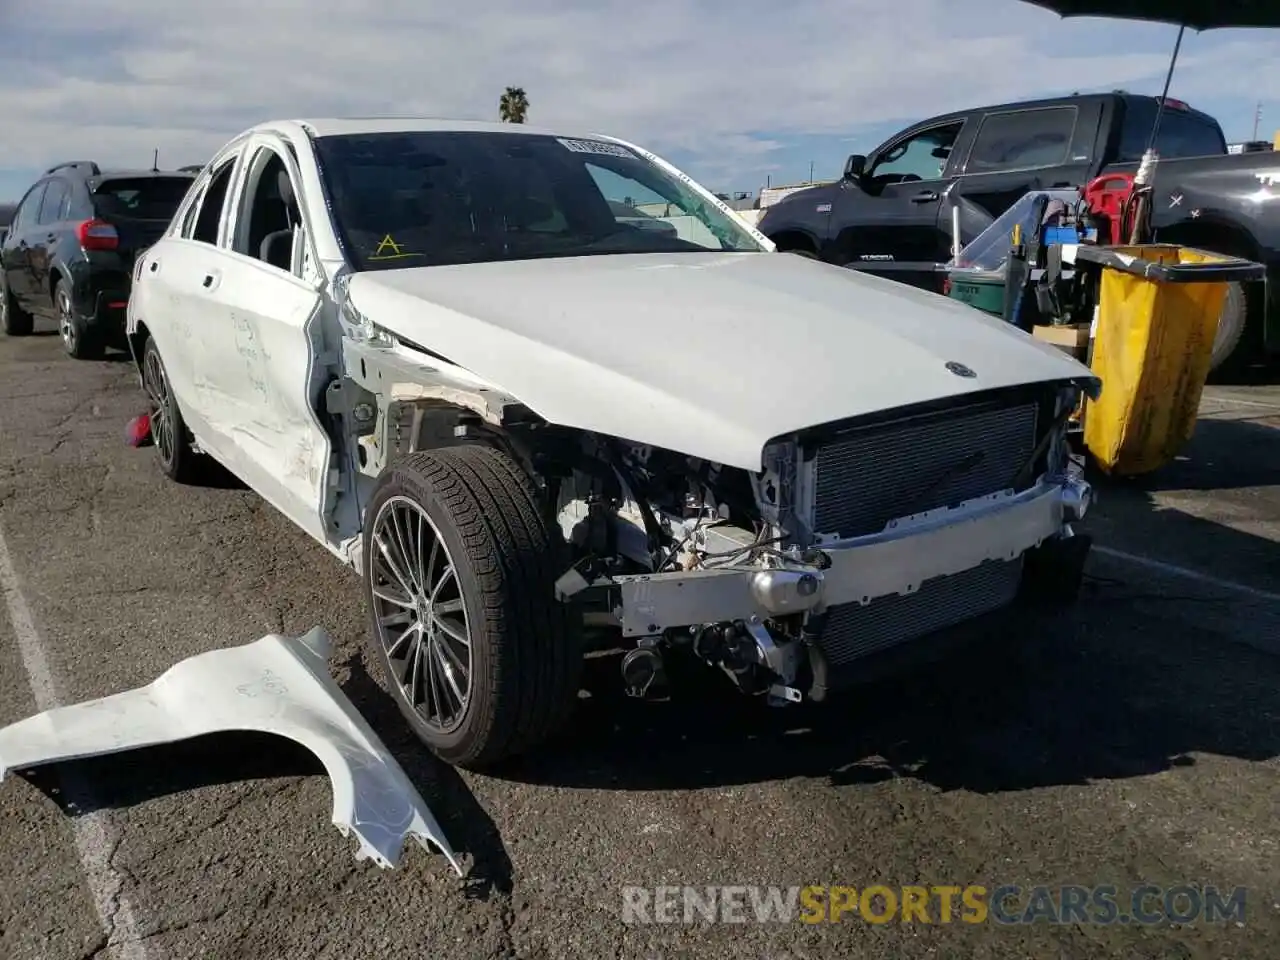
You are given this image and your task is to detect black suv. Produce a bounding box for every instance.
[0,161,195,358]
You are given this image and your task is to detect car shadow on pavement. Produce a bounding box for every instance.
[1085,414,1280,493]
[489,595,1280,797]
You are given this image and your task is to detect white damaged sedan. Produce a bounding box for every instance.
[127,118,1098,768]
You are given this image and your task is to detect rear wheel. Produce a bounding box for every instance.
[56,278,102,359]
[361,444,584,769]
[141,337,201,483]
[0,271,33,336]
[1208,281,1252,378]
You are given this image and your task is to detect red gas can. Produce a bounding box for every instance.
[1083,173,1136,245]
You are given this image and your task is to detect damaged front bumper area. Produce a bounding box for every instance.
[0,628,461,875]
[578,475,1091,700]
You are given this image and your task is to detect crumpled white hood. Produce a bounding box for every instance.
[347,252,1095,471]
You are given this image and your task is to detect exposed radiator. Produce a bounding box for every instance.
[809,395,1040,666]
[818,558,1024,666]
[812,399,1039,539]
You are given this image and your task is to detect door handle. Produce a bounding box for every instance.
[201,270,221,290]
[911,191,940,204]
[46,233,56,242]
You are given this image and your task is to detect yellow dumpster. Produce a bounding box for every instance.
[1072,244,1265,477]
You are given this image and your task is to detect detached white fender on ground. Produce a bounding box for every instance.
[0,627,462,875]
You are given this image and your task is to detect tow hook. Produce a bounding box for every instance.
[621,636,668,699]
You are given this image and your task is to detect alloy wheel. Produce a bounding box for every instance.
[141,348,175,469]
[57,289,76,351]
[369,495,473,732]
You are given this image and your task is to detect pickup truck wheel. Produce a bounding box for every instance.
[0,272,33,336]
[1209,281,1251,377]
[362,444,584,769]
[141,338,200,483]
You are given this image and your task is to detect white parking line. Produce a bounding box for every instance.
[1202,395,1280,412]
[0,523,153,960]
[1095,544,1280,605]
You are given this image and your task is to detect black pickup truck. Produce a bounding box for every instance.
[758,92,1280,374]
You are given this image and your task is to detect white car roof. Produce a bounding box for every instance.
[277,117,609,141]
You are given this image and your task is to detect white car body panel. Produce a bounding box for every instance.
[346,250,1093,472]
[0,628,461,874]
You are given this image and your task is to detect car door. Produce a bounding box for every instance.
[1,181,48,308]
[28,177,72,314]
[135,152,243,432]
[831,118,970,290]
[951,103,1097,228]
[196,134,331,545]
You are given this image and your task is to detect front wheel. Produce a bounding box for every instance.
[0,271,33,336]
[361,444,585,769]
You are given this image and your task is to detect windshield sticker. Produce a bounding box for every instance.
[368,234,423,262]
[557,138,635,159]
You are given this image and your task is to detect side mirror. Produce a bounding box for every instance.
[843,154,867,181]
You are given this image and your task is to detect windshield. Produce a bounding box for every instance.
[92,176,194,221]
[313,131,764,270]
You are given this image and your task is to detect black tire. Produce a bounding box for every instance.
[361,444,584,769]
[0,271,33,336]
[140,337,201,483]
[1208,281,1252,378]
[56,278,102,359]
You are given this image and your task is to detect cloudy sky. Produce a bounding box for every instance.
[1,0,1278,202]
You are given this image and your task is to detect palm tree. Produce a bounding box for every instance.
[499,87,530,124]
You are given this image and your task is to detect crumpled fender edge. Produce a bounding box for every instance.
[0,627,461,876]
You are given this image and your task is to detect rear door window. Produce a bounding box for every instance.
[37,179,71,225]
[1116,100,1227,160]
[92,177,195,222]
[966,107,1078,174]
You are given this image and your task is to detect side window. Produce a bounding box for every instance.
[190,161,236,245]
[178,181,206,238]
[869,122,965,182]
[1117,101,1226,161]
[66,183,94,221]
[37,179,70,225]
[12,182,48,230]
[233,147,305,272]
[966,107,1078,174]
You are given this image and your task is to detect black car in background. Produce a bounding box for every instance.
[758,93,1280,374]
[0,161,194,358]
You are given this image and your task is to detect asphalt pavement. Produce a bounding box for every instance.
[0,327,1277,960]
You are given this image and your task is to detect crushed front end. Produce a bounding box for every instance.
[558,381,1093,704]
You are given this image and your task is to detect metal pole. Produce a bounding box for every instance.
[1144,24,1185,158]
[1132,24,1186,244]
[1253,102,1263,141]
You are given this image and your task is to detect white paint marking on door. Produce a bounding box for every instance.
[1095,545,1280,605]
[0,523,153,960]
